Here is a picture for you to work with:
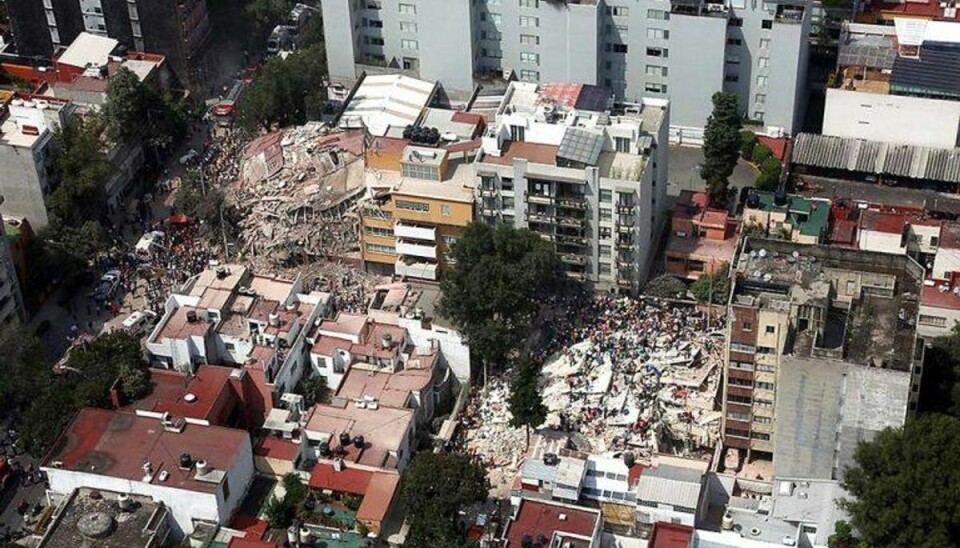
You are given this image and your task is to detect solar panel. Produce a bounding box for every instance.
[557,127,603,166]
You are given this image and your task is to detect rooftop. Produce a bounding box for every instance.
[308,465,400,525]
[649,522,695,548]
[304,401,413,469]
[338,74,436,137]
[773,356,910,480]
[747,191,830,238]
[39,488,168,548]
[735,239,922,370]
[44,408,250,494]
[56,32,119,69]
[770,479,849,547]
[123,366,239,425]
[336,360,435,408]
[637,464,705,509]
[152,306,212,341]
[502,499,599,548]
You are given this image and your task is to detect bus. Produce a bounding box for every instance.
[213,78,248,127]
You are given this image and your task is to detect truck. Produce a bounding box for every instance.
[213,79,249,127]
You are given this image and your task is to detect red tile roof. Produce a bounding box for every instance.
[481,141,558,167]
[44,408,249,494]
[125,366,237,424]
[756,135,790,162]
[922,283,960,311]
[860,210,907,235]
[309,463,372,495]
[650,522,695,548]
[451,111,485,125]
[539,83,585,108]
[941,222,960,250]
[356,471,400,524]
[254,436,300,461]
[503,499,599,548]
[700,209,729,229]
[830,219,858,246]
[628,463,646,488]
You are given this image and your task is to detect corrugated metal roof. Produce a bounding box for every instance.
[891,42,960,99]
[637,466,703,509]
[792,133,960,184]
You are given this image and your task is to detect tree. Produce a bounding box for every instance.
[0,328,51,412]
[263,494,297,529]
[701,92,742,206]
[439,223,560,384]
[401,452,488,547]
[174,170,240,242]
[756,157,782,191]
[297,13,326,50]
[689,263,730,304]
[236,45,328,132]
[828,520,861,548]
[298,375,330,407]
[841,414,960,547]
[102,68,188,161]
[246,0,293,31]
[919,325,960,416]
[509,356,547,448]
[48,115,112,226]
[643,275,687,299]
[740,130,758,161]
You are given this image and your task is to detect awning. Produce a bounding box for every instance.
[167,214,190,225]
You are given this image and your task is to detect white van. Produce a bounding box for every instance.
[122,310,159,336]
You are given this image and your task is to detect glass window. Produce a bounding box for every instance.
[600,189,613,203]
[607,6,629,15]
[519,69,539,81]
[400,21,417,32]
[600,262,612,275]
[645,64,667,76]
[758,57,770,68]
[395,199,430,212]
[520,52,540,64]
[646,28,669,39]
[760,38,771,48]
[608,43,628,53]
[762,19,773,29]
[398,3,416,14]
[519,0,538,6]
[490,12,502,23]
[441,204,451,216]
[600,208,613,222]
[646,9,668,19]
[757,75,768,87]
[646,47,667,58]
[401,39,418,50]
[645,83,667,93]
[520,34,540,45]
[519,15,539,27]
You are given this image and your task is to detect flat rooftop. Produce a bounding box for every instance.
[336,360,435,408]
[45,408,249,493]
[735,239,921,370]
[304,401,413,469]
[152,306,212,341]
[123,366,239,424]
[40,488,167,548]
[773,356,909,480]
[339,74,436,137]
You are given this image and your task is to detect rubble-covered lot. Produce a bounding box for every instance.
[232,124,366,270]
[459,296,725,491]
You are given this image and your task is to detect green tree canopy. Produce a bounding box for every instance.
[48,114,111,226]
[246,0,293,30]
[0,327,50,412]
[841,414,960,547]
[701,92,742,206]
[236,45,328,132]
[174,170,240,242]
[401,452,488,547]
[102,67,188,159]
[509,355,547,447]
[438,223,560,381]
[689,263,730,304]
[919,324,960,416]
[643,274,687,299]
[19,331,151,456]
[298,374,330,407]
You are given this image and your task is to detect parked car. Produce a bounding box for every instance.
[90,270,121,301]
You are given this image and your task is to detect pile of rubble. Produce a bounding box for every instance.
[231,123,368,269]
[459,296,725,491]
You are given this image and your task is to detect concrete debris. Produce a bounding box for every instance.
[231,123,367,270]
[459,296,725,492]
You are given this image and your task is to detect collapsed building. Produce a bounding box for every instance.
[236,124,367,268]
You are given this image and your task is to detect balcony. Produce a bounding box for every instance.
[617,224,633,234]
[617,260,635,270]
[617,239,633,250]
[557,217,585,228]
[557,234,587,246]
[395,259,438,281]
[396,240,438,259]
[528,194,553,205]
[617,204,636,214]
[480,188,498,198]
[557,197,587,210]
[561,254,587,266]
[527,212,555,224]
[394,223,436,241]
[617,279,634,288]
[565,271,586,281]
[481,208,499,217]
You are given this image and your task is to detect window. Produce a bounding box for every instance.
[726,54,741,64]
[401,38,418,50]
[402,163,438,180]
[365,36,385,45]
[645,64,667,76]
[366,0,382,9]
[756,381,775,391]
[756,93,767,105]
[755,398,774,408]
[760,37,771,49]
[600,262,612,275]
[727,38,742,46]
[396,199,430,212]
[223,478,231,501]
[646,47,668,57]
[730,342,756,353]
[756,363,775,373]
[615,137,630,153]
[600,227,612,239]
[519,15,539,27]
[600,189,612,203]
[441,204,451,216]
[730,361,754,371]
[600,244,612,256]
[483,48,503,59]
[757,75,768,87]
[520,51,540,64]
[607,6,629,16]
[600,208,613,222]
[606,24,629,33]
[520,69,539,81]
[647,9,668,19]
[647,28,669,39]
[729,377,753,387]
[645,83,667,93]
[764,324,775,334]
[725,427,750,438]
[742,321,752,331]
[510,125,525,141]
[398,3,416,14]
[520,34,540,45]
[482,30,502,40]
[365,226,394,237]
[519,0,538,6]
[727,411,751,421]
[758,57,770,68]
[754,416,772,424]
[728,394,752,405]
[400,21,417,32]
[762,19,773,29]
[490,13,502,23]
[728,17,743,26]
[919,315,948,327]
[366,243,396,255]
[724,74,739,83]
[608,43,628,53]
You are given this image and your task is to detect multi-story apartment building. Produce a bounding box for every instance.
[6,0,210,84]
[321,0,810,139]
[473,82,669,292]
[0,92,76,230]
[722,239,923,460]
[0,214,26,328]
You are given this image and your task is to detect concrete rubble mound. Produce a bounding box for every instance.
[460,296,724,491]
[232,123,367,269]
